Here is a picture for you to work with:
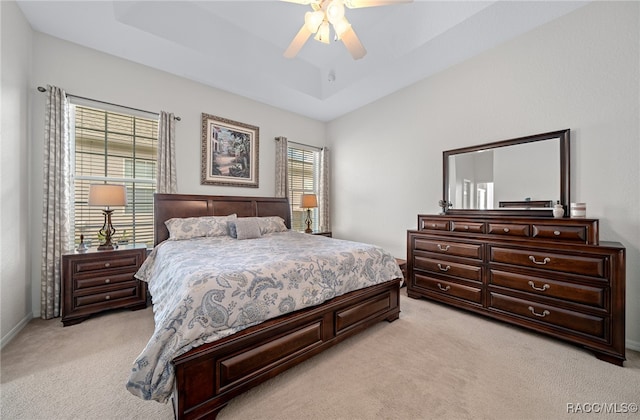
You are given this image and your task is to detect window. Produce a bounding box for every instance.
[287,145,320,232]
[71,103,158,248]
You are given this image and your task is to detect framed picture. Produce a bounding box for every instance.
[201,113,259,188]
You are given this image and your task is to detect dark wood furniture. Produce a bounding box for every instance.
[395,258,407,286]
[407,214,625,366]
[152,194,401,419]
[61,245,147,327]
[311,231,332,237]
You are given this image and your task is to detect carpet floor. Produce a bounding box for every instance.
[1,289,639,419]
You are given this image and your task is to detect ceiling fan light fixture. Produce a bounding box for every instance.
[314,21,331,44]
[326,0,345,24]
[304,10,324,33]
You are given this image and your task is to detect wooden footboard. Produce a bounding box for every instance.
[171,278,401,419]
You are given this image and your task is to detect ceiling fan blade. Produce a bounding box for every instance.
[284,24,313,58]
[340,26,367,60]
[344,0,412,9]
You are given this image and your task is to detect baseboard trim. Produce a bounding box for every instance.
[626,339,640,353]
[1,312,33,349]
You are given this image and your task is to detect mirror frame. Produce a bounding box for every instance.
[443,129,570,217]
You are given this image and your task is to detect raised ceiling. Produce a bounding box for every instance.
[17,1,588,121]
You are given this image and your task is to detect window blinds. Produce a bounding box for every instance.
[72,104,158,248]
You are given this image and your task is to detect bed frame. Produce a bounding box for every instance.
[153,194,402,419]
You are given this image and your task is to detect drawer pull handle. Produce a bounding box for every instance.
[464,225,469,230]
[437,264,451,272]
[528,281,550,292]
[529,256,551,265]
[503,228,510,233]
[553,230,561,236]
[437,283,450,292]
[104,262,111,268]
[528,306,550,318]
[105,295,111,300]
[437,244,450,252]
[431,223,437,228]
[105,279,111,284]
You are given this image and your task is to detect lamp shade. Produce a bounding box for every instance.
[88,184,127,207]
[301,193,318,209]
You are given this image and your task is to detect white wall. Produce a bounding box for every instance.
[1,1,33,346]
[27,34,325,319]
[327,2,640,349]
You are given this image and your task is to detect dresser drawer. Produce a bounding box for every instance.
[71,254,141,274]
[75,286,139,308]
[419,218,450,231]
[414,274,482,304]
[487,223,530,238]
[490,247,606,278]
[414,256,482,282]
[450,221,485,233]
[489,293,606,338]
[532,225,587,243]
[75,271,138,290]
[489,270,606,308]
[414,238,482,259]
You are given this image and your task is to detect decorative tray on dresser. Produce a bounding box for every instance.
[407,215,626,365]
[61,244,148,326]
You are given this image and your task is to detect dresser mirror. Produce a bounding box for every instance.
[443,129,570,216]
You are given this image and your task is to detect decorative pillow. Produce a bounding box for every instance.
[229,218,262,240]
[256,216,288,234]
[165,214,237,240]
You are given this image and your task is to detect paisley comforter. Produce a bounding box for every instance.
[126,231,402,402]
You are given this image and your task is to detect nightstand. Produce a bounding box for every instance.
[61,245,148,326]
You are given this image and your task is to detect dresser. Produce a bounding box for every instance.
[407,215,626,365]
[61,245,148,326]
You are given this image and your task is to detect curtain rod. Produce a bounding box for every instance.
[37,86,181,121]
[287,140,322,151]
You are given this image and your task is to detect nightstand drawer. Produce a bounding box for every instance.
[72,255,140,274]
[76,272,138,290]
[75,286,139,308]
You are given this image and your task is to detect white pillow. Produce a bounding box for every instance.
[165,214,237,240]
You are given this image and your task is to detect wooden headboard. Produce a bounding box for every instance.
[154,194,291,246]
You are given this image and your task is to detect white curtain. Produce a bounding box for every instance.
[157,111,177,194]
[40,85,72,319]
[274,136,288,198]
[318,147,330,232]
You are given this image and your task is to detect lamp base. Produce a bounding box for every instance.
[97,209,117,251]
[304,208,313,234]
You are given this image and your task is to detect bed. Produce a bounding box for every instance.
[127,194,403,419]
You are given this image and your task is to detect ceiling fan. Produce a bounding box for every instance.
[282,0,411,60]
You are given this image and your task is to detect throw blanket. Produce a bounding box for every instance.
[126,231,402,402]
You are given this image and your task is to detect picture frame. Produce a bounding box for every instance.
[201,113,259,188]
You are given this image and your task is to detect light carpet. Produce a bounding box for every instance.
[2,289,639,419]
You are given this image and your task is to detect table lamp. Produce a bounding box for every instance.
[301,193,318,233]
[88,184,127,250]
